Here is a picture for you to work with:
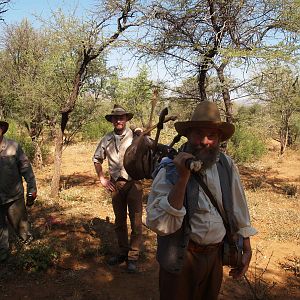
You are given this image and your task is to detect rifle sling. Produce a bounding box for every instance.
[192,172,230,232]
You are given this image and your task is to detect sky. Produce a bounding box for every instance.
[1,0,170,82]
[3,0,94,23]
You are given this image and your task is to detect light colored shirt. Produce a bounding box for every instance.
[146,154,257,245]
[93,128,133,181]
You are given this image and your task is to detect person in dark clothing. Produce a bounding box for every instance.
[0,120,37,262]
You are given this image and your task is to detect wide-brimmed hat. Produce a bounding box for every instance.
[174,101,235,141]
[0,121,9,134]
[105,104,133,122]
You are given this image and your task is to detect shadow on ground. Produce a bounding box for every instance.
[0,172,299,299]
[0,202,159,300]
[239,165,298,195]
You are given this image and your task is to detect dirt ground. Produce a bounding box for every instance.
[1,142,299,300]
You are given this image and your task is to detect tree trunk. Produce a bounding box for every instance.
[215,62,234,123]
[287,126,293,146]
[280,127,288,155]
[25,122,44,168]
[280,113,289,155]
[48,3,133,198]
[33,141,43,169]
[197,64,208,102]
[147,88,159,130]
[50,126,63,198]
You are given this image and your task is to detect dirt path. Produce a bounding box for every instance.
[1,143,299,300]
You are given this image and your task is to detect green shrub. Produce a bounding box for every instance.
[18,244,58,272]
[228,126,267,163]
[5,120,49,162]
[81,120,112,141]
[5,122,35,160]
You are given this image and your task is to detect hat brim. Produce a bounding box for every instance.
[105,112,133,122]
[0,121,9,134]
[175,121,235,142]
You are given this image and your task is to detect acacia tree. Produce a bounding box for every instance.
[135,0,298,122]
[45,0,141,197]
[247,64,300,154]
[1,20,51,167]
[111,66,159,127]
[0,0,11,114]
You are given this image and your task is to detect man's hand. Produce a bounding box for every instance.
[26,192,37,207]
[229,250,252,279]
[100,177,116,192]
[173,152,193,178]
[229,237,252,279]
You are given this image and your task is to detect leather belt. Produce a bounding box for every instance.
[188,239,223,254]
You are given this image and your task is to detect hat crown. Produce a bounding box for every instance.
[174,101,235,141]
[111,104,127,114]
[105,104,133,122]
[191,101,221,122]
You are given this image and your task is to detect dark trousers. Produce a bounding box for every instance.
[159,243,223,300]
[0,197,32,254]
[111,179,143,261]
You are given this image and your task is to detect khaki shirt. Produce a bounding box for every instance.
[93,128,133,181]
[146,155,257,245]
[0,137,37,205]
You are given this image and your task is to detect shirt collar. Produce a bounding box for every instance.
[113,127,128,138]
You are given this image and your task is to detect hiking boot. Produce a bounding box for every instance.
[107,255,127,266]
[127,260,137,273]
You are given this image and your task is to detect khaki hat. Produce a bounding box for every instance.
[105,104,133,122]
[174,101,235,141]
[0,121,9,134]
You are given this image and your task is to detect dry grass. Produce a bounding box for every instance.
[247,190,300,242]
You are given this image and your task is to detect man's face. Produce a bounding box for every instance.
[186,127,221,169]
[111,114,127,134]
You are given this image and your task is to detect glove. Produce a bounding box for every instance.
[26,192,37,207]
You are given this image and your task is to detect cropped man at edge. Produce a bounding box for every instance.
[0,120,37,262]
[146,101,257,300]
[93,105,143,273]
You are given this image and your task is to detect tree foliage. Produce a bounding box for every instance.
[0,0,141,197]
[133,0,300,125]
[246,64,300,154]
[43,0,141,197]
[112,66,158,127]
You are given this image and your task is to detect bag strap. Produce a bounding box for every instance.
[217,152,239,234]
[192,172,230,232]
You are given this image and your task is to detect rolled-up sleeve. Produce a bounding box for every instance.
[231,161,258,238]
[146,168,186,236]
[93,137,107,164]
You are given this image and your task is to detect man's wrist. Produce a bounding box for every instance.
[243,237,252,252]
